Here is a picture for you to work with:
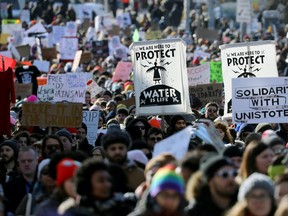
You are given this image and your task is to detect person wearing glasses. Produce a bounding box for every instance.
[41,135,64,159]
[203,102,219,121]
[226,173,276,216]
[147,127,164,151]
[185,154,238,216]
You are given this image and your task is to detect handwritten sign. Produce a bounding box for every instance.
[82,110,99,145]
[47,73,86,103]
[14,83,32,99]
[22,102,83,127]
[60,38,78,60]
[189,83,223,108]
[187,63,210,86]
[86,79,105,98]
[112,61,133,82]
[37,85,54,102]
[153,126,193,160]
[33,60,50,73]
[210,61,223,83]
[52,26,65,44]
[65,22,77,37]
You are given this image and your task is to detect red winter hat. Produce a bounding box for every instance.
[66,128,78,134]
[56,159,81,187]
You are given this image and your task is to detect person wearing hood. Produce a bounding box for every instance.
[76,123,94,156]
[236,124,255,142]
[167,115,186,136]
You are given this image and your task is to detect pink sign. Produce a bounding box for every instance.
[112,61,133,82]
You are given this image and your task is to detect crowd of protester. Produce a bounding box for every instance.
[0,0,288,215]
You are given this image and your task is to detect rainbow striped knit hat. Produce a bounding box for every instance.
[149,164,185,197]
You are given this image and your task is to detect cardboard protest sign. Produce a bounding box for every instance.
[86,79,105,98]
[37,85,54,102]
[210,61,223,83]
[107,25,120,36]
[82,110,99,145]
[118,97,135,108]
[47,73,86,103]
[145,31,162,40]
[15,45,30,59]
[22,102,82,127]
[60,38,78,60]
[65,22,77,37]
[41,47,57,60]
[0,33,10,44]
[80,52,92,64]
[189,83,223,109]
[220,40,278,114]
[14,83,32,99]
[130,38,191,115]
[52,26,66,44]
[95,14,114,32]
[91,40,109,58]
[153,126,193,160]
[116,13,131,29]
[236,0,252,23]
[187,63,210,86]
[33,60,50,73]
[1,19,21,35]
[232,77,288,124]
[196,28,219,41]
[112,61,133,82]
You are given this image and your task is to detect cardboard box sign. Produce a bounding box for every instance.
[41,47,57,60]
[15,45,30,59]
[118,97,135,108]
[14,83,32,99]
[80,52,92,64]
[22,102,83,127]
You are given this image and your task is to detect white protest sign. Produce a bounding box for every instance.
[153,126,193,160]
[187,63,210,86]
[130,38,191,115]
[86,79,105,98]
[33,60,50,73]
[220,40,278,114]
[95,14,114,32]
[236,0,252,23]
[193,50,211,60]
[37,85,54,102]
[24,23,47,37]
[232,77,288,124]
[72,50,82,72]
[20,10,30,25]
[47,73,86,103]
[52,26,65,44]
[0,51,12,58]
[65,22,77,37]
[116,13,131,29]
[0,3,8,18]
[82,110,99,145]
[12,30,23,46]
[2,23,22,35]
[109,36,122,56]
[60,38,78,60]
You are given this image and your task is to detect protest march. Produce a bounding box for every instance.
[0,0,288,215]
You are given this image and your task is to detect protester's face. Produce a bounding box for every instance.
[106,143,127,164]
[77,128,86,143]
[106,103,116,112]
[216,128,225,140]
[116,113,126,124]
[64,178,77,198]
[205,105,218,120]
[40,165,56,189]
[103,95,112,102]
[130,108,136,115]
[98,117,104,128]
[91,149,104,161]
[175,120,186,131]
[17,137,28,147]
[209,165,237,197]
[0,146,15,163]
[148,133,163,149]
[45,138,62,157]
[246,189,272,216]
[135,121,146,137]
[59,136,72,152]
[255,148,274,175]
[18,150,38,176]
[230,156,242,169]
[91,170,112,200]
[156,189,181,214]
[85,93,91,104]
[275,181,288,204]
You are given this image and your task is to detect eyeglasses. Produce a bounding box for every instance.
[215,169,238,179]
[46,144,60,150]
[149,137,162,142]
[207,109,217,113]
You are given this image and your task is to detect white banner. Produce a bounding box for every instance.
[130,38,191,115]
[82,110,99,145]
[220,40,278,114]
[236,0,252,23]
[187,63,210,86]
[95,14,113,32]
[232,77,288,124]
[60,38,78,60]
[52,26,65,44]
